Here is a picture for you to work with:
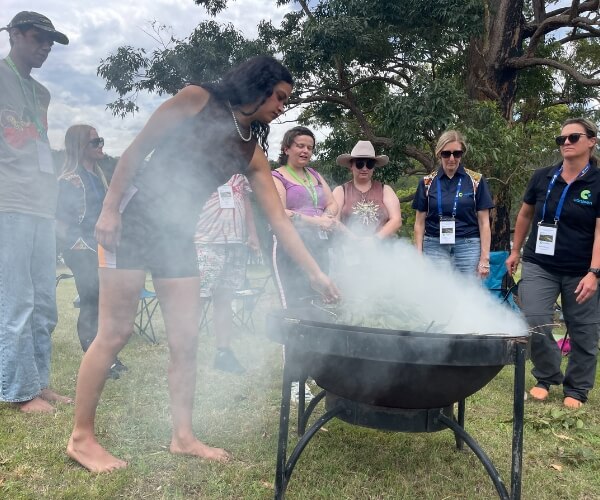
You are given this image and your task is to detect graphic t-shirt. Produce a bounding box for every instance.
[0,58,56,218]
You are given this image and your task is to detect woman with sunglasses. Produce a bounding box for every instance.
[413,130,494,276]
[332,140,401,242]
[66,57,339,473]
[507,118,600,409]
[56,126,125,378]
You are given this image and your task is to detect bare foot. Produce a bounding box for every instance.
[17,397,55,413]
[40,388,73,404]
[170,437,231,462]
[564,396,583,409]
[529,386,549,401]
[67,434,128,473]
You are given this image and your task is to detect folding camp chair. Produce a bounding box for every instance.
[231,270,273,333]
[483,250,519,310]
[72,287,160,344]
[134,287,160,344]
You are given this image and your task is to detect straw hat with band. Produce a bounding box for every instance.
[336,140,389,168]
[1,11,69,45]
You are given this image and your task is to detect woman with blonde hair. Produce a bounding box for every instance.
[412,130,494,276]
[56,125,124,378]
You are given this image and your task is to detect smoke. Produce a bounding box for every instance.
[329,238,528,337]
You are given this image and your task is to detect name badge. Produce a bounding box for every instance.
[217,185,235,208]
[439,218,456,244]
[535,223,557,256]
[36,140,55,174]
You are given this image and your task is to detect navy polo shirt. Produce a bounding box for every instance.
[412,165,495,238]
[522,163,600,275]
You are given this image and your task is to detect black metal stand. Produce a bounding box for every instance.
[273,341,527,500]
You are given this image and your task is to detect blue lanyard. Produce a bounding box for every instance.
[436,175,462,219]
[541,163,590,224]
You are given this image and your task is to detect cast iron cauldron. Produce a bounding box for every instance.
[267,307,529,409]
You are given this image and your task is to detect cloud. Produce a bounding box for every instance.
[1,0,293,158]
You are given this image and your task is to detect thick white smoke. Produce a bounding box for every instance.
[329,238,528,337]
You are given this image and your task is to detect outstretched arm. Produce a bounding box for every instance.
[247,148,339,301]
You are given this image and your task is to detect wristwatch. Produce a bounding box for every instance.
[588,267,600,277]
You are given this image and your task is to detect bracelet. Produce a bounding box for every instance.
[478,263,490,269]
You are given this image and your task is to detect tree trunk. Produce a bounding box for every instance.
[465,0,525,120]
[490,183,512,251]
[466,0,524,249]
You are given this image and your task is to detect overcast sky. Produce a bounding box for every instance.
[1,1,301,159]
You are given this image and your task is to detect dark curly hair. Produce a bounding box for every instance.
[278,126,316,166]
[202,56,293,154]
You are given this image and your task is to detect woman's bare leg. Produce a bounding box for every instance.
[67,268,145,472]
[154,277,229,462]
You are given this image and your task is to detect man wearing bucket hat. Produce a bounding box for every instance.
[332,140,401,241]
[0,12,70,413]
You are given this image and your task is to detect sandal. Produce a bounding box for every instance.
[563,397,583,409]
[529,386,549,401]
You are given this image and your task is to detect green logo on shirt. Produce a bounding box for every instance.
[581,189,591,200]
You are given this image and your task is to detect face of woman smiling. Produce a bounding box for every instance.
[284,134,315,169]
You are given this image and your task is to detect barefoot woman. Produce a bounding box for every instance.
[67,56,338,472]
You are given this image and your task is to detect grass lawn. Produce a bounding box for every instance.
[1,266,600,499]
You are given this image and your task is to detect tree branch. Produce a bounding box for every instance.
[505,56,600,85]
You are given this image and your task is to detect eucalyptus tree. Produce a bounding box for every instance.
[98,0,600,248]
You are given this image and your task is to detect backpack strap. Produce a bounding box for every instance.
[424,168,482,213]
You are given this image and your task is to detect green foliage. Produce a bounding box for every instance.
[526,406,586,433]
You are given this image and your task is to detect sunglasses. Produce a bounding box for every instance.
[440,150,463,159]
[354,159,376,170]
[30,31,55,46]
[555,133,590,146]
[89,137,104,148]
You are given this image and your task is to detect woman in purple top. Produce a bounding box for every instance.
[271,126,338,308]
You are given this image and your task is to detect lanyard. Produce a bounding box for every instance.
[436,175,462,219]
[285,165,318,208]
[541,163,590,224]
[5,56,47,140]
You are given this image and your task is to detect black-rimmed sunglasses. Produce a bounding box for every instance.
[354,159,376,170]
[555,133,590,146]
[89,137,104,148]
[440,150,463,159]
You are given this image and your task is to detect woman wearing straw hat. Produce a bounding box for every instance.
[332,140,401,242]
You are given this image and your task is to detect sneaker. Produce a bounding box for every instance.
[107,364,120,380]
[113,358,128,373]
[214,349,246,375]
[291,382,314,405]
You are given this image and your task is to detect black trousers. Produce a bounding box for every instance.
[520,262,600,402]
[271,227,330,309]
[63,249,99,352]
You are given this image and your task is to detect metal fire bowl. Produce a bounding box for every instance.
[267,308,529,409]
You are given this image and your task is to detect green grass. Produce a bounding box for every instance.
[1,266,600,499]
